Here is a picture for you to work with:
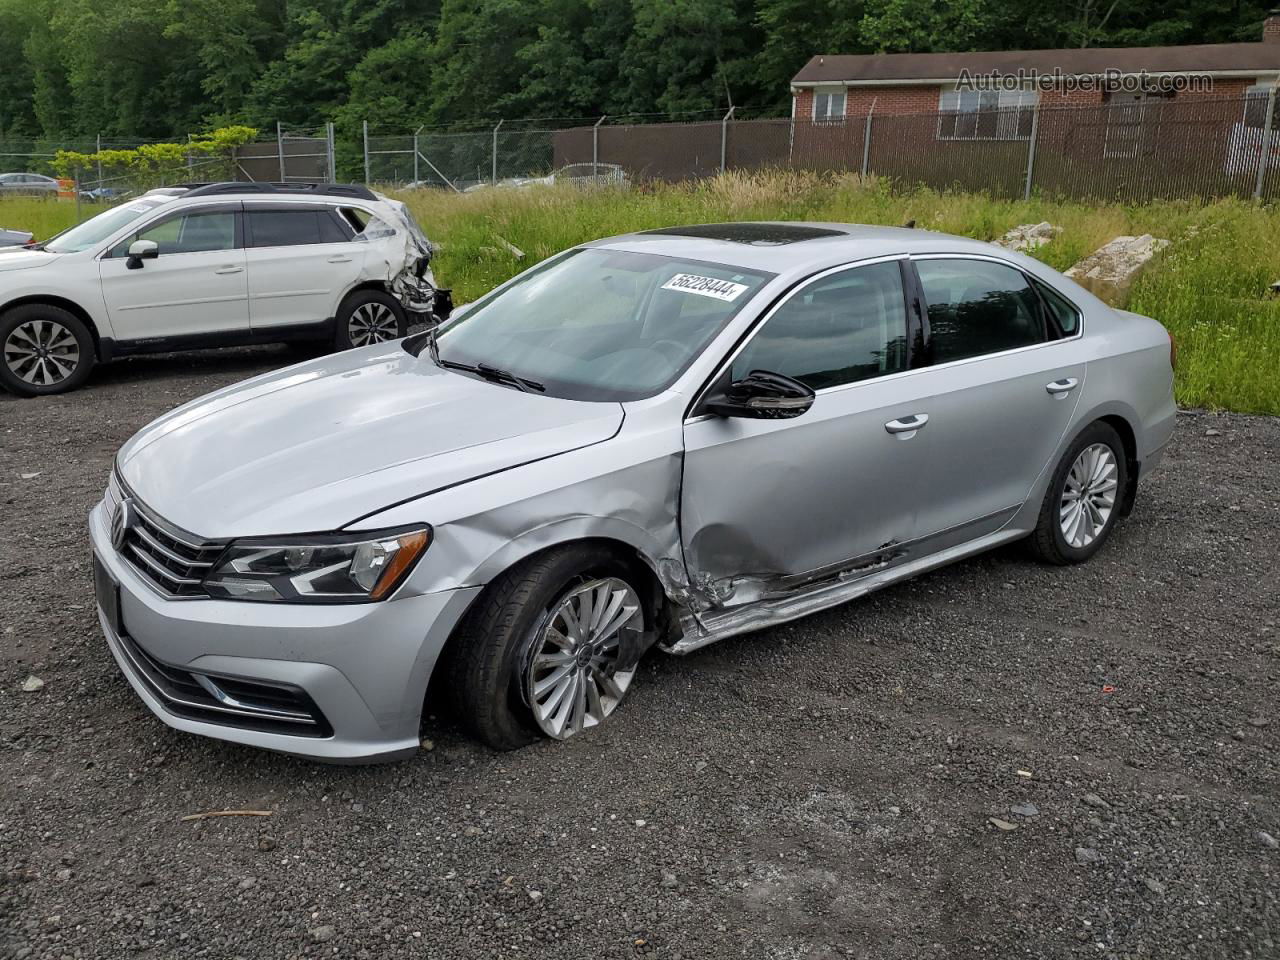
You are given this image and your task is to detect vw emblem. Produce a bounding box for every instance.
[111,497,135,552]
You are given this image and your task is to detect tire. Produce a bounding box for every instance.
[1028,421,1129,565]
[444,544,650,751]
[333,289,406,351]
[0,304,96,397]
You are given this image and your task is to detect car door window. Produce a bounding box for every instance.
[108,210,236,257]
[732,260,909,390]
[916,259,1046,364]
[247,209,349,247]
[1031,277,1081,337]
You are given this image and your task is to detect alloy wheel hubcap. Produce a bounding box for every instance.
[1060,443,1119,548]
[347,302,398,346]
[525,577,642,740]
[4,319,80,386]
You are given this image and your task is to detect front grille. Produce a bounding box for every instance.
[110,474,224,597]
[116,630,332,737]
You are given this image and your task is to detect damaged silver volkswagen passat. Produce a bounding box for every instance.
[90,223,1176,760]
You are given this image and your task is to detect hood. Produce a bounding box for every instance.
[117,344,624,538]
[0,248,60,273]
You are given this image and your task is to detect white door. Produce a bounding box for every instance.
[242,206,365,331]
[98,208,248,341]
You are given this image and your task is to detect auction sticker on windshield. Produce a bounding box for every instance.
[661,273,749,302]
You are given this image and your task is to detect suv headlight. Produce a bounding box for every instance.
[203,527,430,603]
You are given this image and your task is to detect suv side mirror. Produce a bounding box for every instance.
[126,239,159,270]
[704,370,815,420]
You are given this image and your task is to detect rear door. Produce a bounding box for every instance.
[904,255,1087,548]
[98,204,249,340]
[241,204,365,331]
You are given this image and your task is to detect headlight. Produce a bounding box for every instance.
[203,527,431,603]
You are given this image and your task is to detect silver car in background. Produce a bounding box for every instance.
[90,223,1177,761]
[0,173,59,196]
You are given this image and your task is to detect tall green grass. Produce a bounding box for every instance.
[0,197,86,240]
[2,174,1277,413]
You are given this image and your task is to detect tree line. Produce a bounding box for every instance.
[0,0,1270,142]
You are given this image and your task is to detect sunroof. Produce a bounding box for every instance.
[639,223,846,245]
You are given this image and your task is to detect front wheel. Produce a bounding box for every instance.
[0,305,96,397]
[334,289,406,351]
[445,545,650,750]
[1029,421,1128,565]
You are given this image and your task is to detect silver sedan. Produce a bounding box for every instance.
[89,223,1176,761]
[0,172,58,196]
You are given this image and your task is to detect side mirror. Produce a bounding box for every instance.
[125,239,159,270]
[704,370,815,420]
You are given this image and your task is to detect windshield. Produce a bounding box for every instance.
[43,195,176,253]
[434,248,774,401]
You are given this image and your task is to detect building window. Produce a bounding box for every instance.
[1103,91,1169,159]
[937,88,1037,141]
[813,91,846,123]
[1243,84,1277,128]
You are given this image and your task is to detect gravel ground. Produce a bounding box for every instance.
[1,348,1278,960]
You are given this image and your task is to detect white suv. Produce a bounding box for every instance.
[0,182,449,396]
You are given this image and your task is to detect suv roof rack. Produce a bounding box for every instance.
[181,182,378,201]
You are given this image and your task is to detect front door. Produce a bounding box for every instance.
[681,258,937,606]
[98,207,248,341]
[242,205,365,331]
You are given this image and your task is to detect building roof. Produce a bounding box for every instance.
[792,43,1280,86]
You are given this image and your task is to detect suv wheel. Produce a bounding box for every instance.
[334,290,405,350]
[0,305,96,397]
[445,545,650,750]
[1029,421,1128,565]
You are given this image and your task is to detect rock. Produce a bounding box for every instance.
[256,836,277,852]
[351,802,364,813]
[238,878,257,890]
[19,472,41,480]
[1081,793,1110,810]
[1144,878,1166,896]
[634,819,646,827]
[988,817,1018,831]
[1015,769,1033,779]
[463,826,482,837]
[887,806,901,816]
[54,869,72,881]
[21,676,44,692]
[420,738,435,751]
[309,925,335,942]
[660,872,678,888]
[1010,803,1040,818]
[1065,234,1170,305]
[694,761,707,773]
[1248,716,1269,728]
[1075,846,1102,865]
[1256,830,1279,849]
[1205,428,1222,437]
[994,221,1061,252]
[528,889,543,902]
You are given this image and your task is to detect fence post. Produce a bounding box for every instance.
[95,134,102,189]
[74,169,82,222]
[1254,84,1277,200]
[720,106,736,174]
[326,122,336,181]
[593,115,606,175]
[413,125,422,185]
[1023,101,1041,202]
[861,98,876,178]
[492,119,503,184]
[363,120,371,184]
[276,121,286,181]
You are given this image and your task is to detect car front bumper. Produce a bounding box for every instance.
[89,502,480,762]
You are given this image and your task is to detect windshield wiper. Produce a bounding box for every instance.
[422,326,544,393]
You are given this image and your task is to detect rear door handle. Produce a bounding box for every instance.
[327,255,353,263]
[214,265,244,275]
[885,414,929,437]
[1046,377,1079,396]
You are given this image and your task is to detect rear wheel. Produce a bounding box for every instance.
[1029,421,1128,565]
[445,545,650,750]
[0,305,96,397]
[334,289,405,351]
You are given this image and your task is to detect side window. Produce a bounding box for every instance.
[1032,278,1081,337]
[732,260,909,390]
[339,207,395,241]
[247,210,332,247]
[915,259,1045,364]
[108,210,236,257]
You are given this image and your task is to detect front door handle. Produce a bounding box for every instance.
[885,414,929,438]
[214,265,244,275]
[327,255,353,263]
[1046,377,1079,396]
